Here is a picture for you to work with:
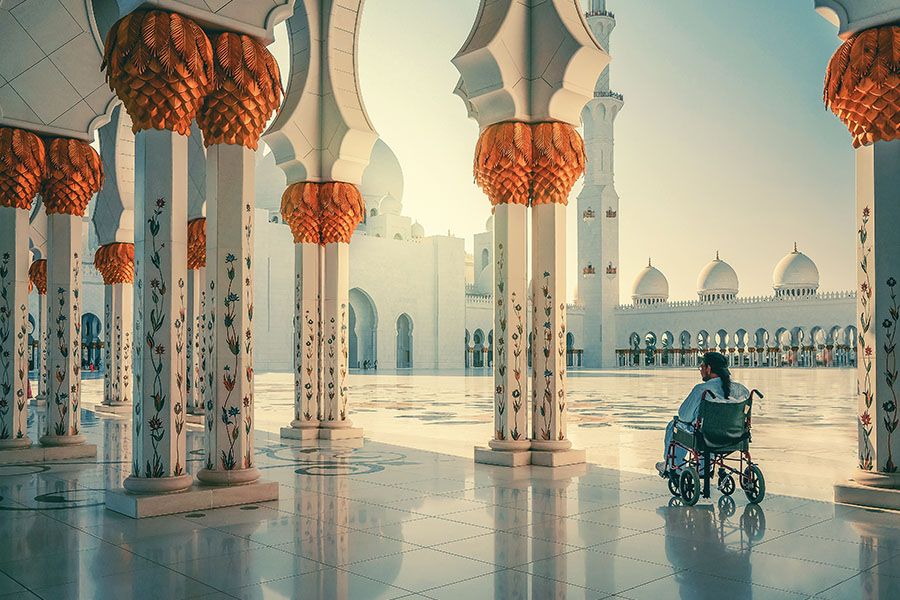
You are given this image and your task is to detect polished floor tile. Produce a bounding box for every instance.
[2,405,899,600]
[344,548,498,592]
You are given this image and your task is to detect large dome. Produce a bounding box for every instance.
[632,261,669,305]
[697,254,739,301]
[773,245,819,297]
[360,139,404,202]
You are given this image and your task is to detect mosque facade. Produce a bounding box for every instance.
[36,3,856,375]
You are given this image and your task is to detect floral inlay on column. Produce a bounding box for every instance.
[0,128,45,449]
[195,31,280,484]
[41,137,102,446]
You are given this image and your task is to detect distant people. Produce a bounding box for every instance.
[363,360,369,370]
[656,351,749,476]
[27,378,32,399]
[373,360,377,370]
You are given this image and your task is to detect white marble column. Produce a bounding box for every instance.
[854,140,900,480]
[530,203,570,451]
[186,265,204,415]
[102,282,132,409]
[197,143,259,485]
[124,129,192,493]
[489,203,529,451]
[35,286,47,402]
[0,207,31,448]
[282,243,321,438]
[41,214,84,446]
[320,243,353,431]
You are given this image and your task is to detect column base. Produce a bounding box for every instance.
[187,407,205,416]
[834,470,900,511]
[123,474,194,495]
[281,426,320,440]
[39,434,86,447]
[475,446,531,467]
[0,443,96,465]
[0,438,32,450]
[106,479,279,519]
[318,427,364,440]
[530,448,586,468]
[94,404,132,416]
[529,439,573,452]
[196,467,261,486]
[488,439,531,452]
[319,420,353,429]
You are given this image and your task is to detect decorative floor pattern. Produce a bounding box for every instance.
[0,405,898,599]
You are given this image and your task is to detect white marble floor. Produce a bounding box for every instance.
[1,403,899,599]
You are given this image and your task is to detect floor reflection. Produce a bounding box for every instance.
[2,405,900,599]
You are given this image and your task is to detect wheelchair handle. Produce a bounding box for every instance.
[749,389,764,402]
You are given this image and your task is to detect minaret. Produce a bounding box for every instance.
[578,0,623,368]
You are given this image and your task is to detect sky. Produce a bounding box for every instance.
[277,0,857,304]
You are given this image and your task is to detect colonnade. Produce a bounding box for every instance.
[617,345,858,368]
[1,130,102,453]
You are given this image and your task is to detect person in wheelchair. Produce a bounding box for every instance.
[655,351,749,477]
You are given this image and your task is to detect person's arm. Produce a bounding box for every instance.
[676,383,704,423]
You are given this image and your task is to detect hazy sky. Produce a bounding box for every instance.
[280,1,856,304]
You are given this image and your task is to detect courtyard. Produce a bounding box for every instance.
[1,375,899,599]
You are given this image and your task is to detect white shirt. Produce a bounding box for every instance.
[677,377,749,423]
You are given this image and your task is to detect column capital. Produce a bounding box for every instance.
[196,32,282,150]
[187,217,206,270]
[0,128,46,210]
[824,25,900,147]
[102,10,214,135]
[28,259,47,296]
[94,242,135,285]
[42,138,104,217]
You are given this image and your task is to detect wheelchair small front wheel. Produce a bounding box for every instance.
[742,465,766,504]
[718,473,736,496]
[667,472,681,496]
[680,468,701,506]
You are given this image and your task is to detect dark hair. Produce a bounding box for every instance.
[701,351,732,398]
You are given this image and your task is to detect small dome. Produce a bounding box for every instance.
[773,244,819,297]
[632,261,669,305]
[411,222,425,238]
[379,194,402,216]
[697,254,739,300]
[485,214,494,231]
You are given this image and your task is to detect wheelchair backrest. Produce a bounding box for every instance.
[698,393,750,448]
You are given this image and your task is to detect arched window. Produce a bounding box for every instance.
[481,248,490,269]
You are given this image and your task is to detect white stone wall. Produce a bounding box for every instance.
[615,293,857,350]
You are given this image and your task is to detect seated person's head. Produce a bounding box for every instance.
[700,351,729,383]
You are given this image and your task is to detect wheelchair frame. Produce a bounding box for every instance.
[664,388,765,504]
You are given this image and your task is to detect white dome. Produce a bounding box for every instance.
[485,214,494,231]
[697,255,739,298]
[632,262,669,304]
[774,245,819,294]
[379,194,402,216]
[360,139,404,201]
[411,221,425,238]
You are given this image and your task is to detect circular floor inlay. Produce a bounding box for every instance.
[239,505,260,510]
[295,463,385,477]
[0,465,50,477]
[186,512,206,518]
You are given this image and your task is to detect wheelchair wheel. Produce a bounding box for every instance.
[742,465,766,504]
[667,472,681,497]
[680,468,701,506]
[718,474,736,496]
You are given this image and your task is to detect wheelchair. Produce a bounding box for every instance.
[662,389,765,506]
